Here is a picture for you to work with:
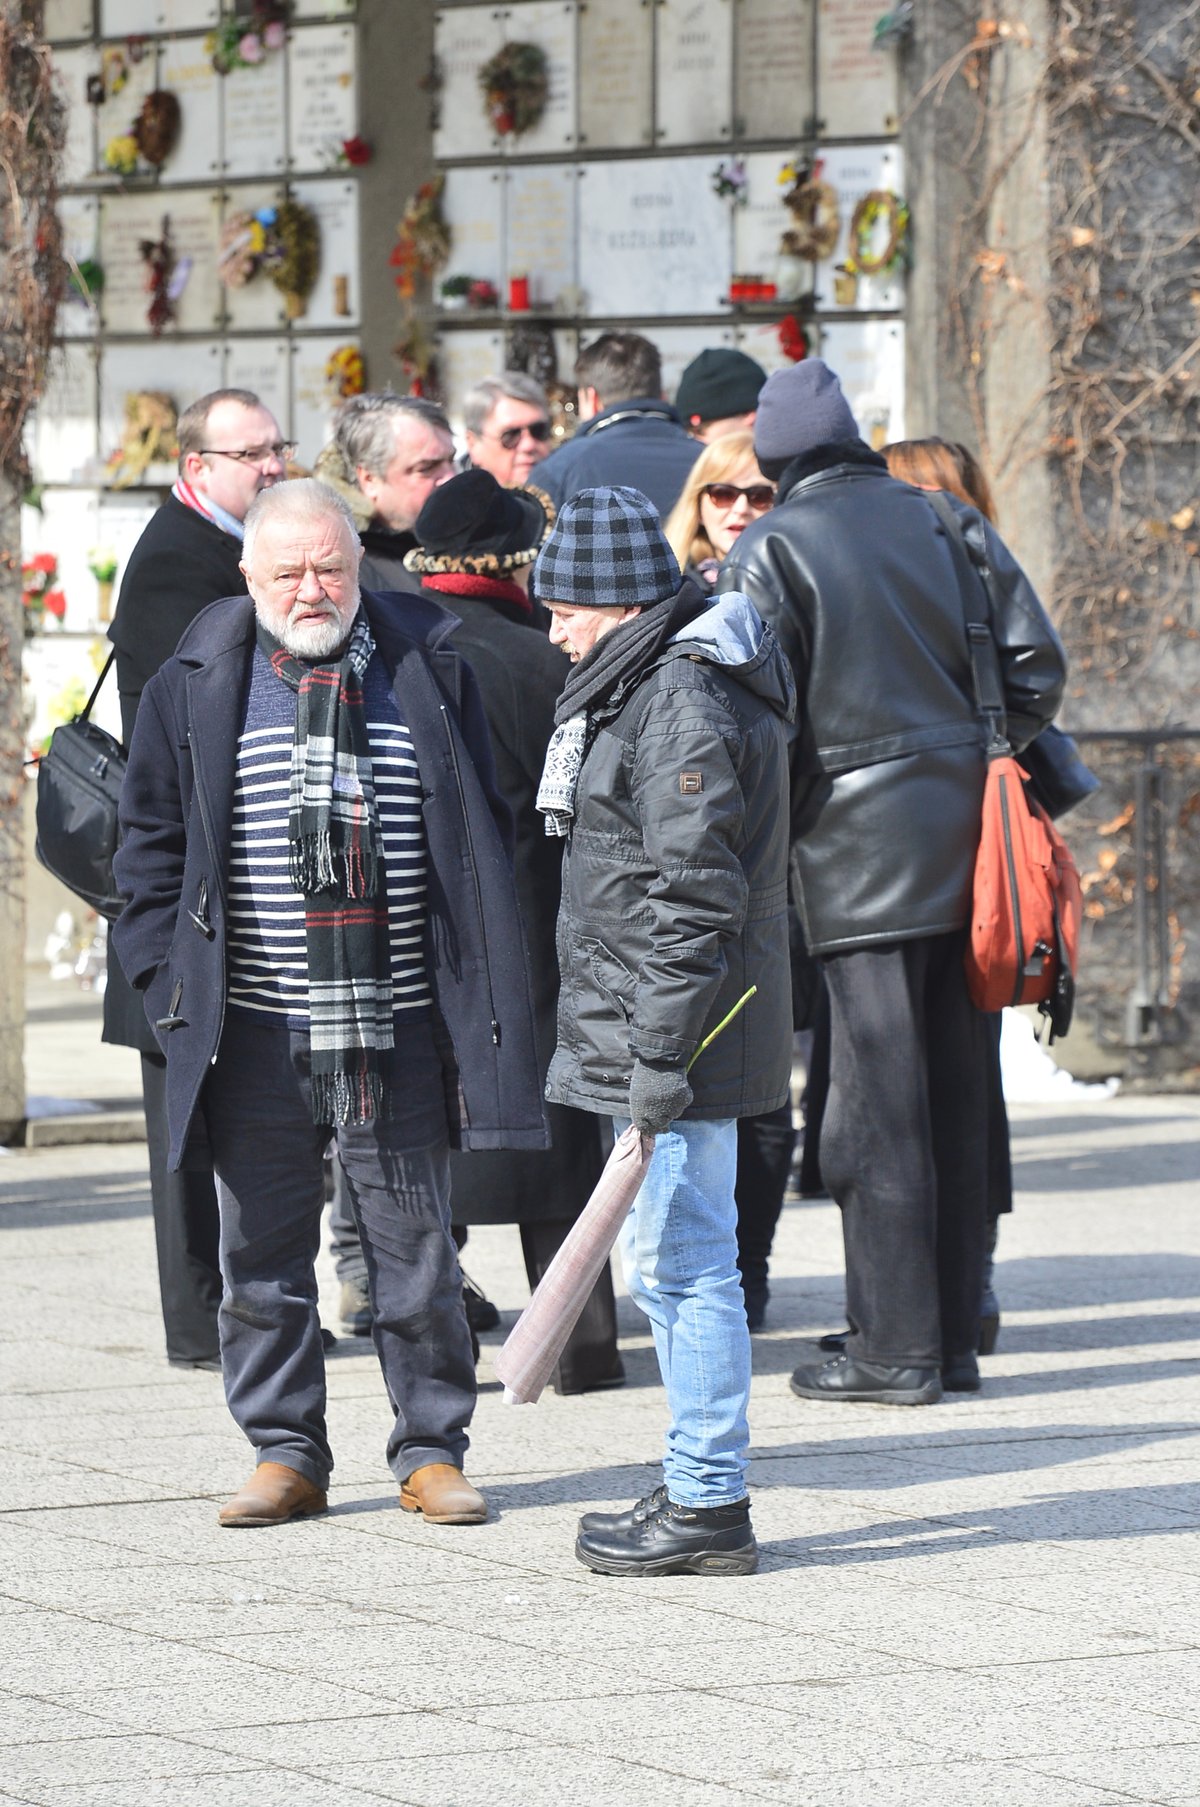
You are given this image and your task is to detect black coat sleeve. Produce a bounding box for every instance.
[966,512,1067,753]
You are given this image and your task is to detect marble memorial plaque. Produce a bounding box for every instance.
[287,23,357,172]
[820,317,904,446]
[442,167,505,294]
[28,343,98,485]
[502,1,578,156]
[505,165,577,312]
[733,149,814,301]
[438,330,506,435]
[58,196,100,340]
[656,0,733,145]
[158,38,222,183]
[578,0,652,148]
[98,191,222,334]
[817,0,899,138]
[99,340,223,464]
[223,340,291,444]
[44,0,92,40]
[168,193,224,332]
[434,6,505,160]
[288,179,360,329]
[221,50,287,177]
[289,334,358,465]
[55,47,95,185]
[101,0,217,28]
[219,187,289,331]
[293,0,353,14]
[577,157,732,319]
[811,142,904,313]
[736,0,814,138]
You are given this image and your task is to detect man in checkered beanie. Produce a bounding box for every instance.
[534,486,796,1576]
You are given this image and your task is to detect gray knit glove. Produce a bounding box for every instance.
[628,1060,693,1137]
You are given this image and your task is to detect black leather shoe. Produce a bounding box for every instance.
[943,1352,981,1392]
[790,1353,942,1406]
[576,1493,757,1576]
[578,1483,668,1536]
[462,1272,500,1333]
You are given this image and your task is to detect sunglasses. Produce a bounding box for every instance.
[490,419,553,450]
[702,482,775,510]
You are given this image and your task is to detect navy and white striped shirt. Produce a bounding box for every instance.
[226,648,431,1027]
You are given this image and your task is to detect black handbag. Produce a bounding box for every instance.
[34,648,127,921]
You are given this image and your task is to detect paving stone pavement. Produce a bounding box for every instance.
[3,982,1200,1805]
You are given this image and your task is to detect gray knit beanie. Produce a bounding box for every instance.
[532,486,682,609]
[753,360,860,480]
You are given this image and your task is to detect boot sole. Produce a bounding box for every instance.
[218,1502,327,1528]
[399,1494,487,1525]
[574,1538,758,1577]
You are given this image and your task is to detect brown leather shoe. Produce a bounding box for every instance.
[218,1461,328,1528]
[399,1463,488,1524]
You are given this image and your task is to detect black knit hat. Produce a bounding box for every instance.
[405,468,554,575]
[532,486,681,609]
[675,348,767,426]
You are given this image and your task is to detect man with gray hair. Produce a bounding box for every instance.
[462,371,554,489]
[317,392,457,594]
[113,478,546,1530]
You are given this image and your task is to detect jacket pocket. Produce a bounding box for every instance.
[586,939,637,1023]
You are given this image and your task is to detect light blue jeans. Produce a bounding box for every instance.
[612,1116,750,1508]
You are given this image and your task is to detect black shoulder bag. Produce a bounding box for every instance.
[34,648,127,921]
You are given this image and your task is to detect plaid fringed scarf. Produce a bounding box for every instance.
[257,613,393,1125]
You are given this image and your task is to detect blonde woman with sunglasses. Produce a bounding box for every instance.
[664,431,776,590]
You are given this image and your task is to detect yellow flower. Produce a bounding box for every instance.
[104,134,139,173]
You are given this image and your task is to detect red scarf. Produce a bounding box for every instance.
[421,572,533,616]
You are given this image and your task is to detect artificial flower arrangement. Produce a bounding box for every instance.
[711,157,749,205]
[104,89,181,176]
[391,176,451,302]
[477,41,548,137]
[22,554,66,635]
[208,1,288,74]
[216,201,320,318]
[325,344,365,399]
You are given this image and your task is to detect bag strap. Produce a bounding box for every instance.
[926,490,1011,756]
[77,646,117,725]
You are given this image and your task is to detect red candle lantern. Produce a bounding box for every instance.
[508,273,530,311]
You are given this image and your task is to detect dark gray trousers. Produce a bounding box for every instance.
[141,1052,222,1364]
[821,930,989,1367]
[204,1016,476,1489]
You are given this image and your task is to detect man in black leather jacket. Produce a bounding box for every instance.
[719,361,1066,1405]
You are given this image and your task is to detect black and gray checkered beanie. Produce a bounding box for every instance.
[532,485,682,609]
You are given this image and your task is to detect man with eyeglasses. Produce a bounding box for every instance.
[105,387,289,1374]
[320,393,457,597]
[462,373,554,490]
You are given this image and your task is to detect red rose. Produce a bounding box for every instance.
[43,589,67,617]
[341,135,372,166]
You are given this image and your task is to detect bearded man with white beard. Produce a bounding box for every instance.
[112,479,546,1529]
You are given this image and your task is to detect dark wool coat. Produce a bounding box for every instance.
[112,589,548,1172]
[420,580,606,1225]
[547,591,795,1120]
[534,398,701,520]
[103,497,248,1053]
[717,450,1067,956]
[359,524,422,595]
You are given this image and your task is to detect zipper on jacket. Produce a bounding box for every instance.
[440,704,501,1046]
[997,773,1026,1007]
[187,726,227,1063]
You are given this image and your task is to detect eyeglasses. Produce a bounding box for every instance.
[702,482,775,510]
[487,420,553,451]
[200,442,297,466]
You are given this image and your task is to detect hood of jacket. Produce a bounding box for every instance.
[670,592,796,724]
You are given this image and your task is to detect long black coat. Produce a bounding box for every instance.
[718,452,1067,955]
[103,498,248,1052]
[421,580,606,1225]
[112,589,548,1172]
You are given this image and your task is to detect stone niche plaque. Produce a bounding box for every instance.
[287,23,357,172]
[293,0,353,14]
[221,49,287,177]
[98,191,222,334]
[734,149,812,303]
[656,0,733,145]
[817,0,899,138]
[502,1,578,156]
[736,0,814,138]
[288,179,360,329]
[101,0,217,28]
[55,47,95,185]
[29,343,98,485]
[94,41,159,175]
[99,340,223,464]
[224,339,291,442]
[812,142,905,313]
[158,38,222,183]
[439,330,506,434]
[44,0,93,40]
[434,6,505,160]
[505,165,577,311]
[820,317,904,446]
[290,334,357,465]
[577,157,732,319]
[442,167,505,295]
[57,195,99,341]
[578,0,652,148]
[220,187,288,331]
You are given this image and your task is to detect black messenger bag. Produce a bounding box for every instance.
[34,648,126,921]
